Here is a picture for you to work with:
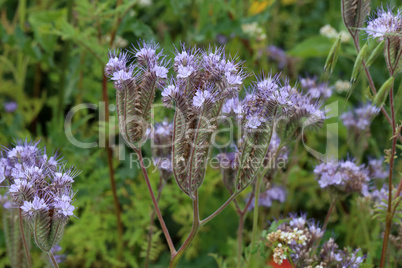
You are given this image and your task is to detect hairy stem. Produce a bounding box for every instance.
[250,174,262,250]
[169,191,200,267]
[380,80,397,267]
[322,197,337,231]
[48,252,59,268]
[134,148,176,255]
[237,213,245,268]
[395,174,402,199]
[19,208,31,268]
[144,176,165,268]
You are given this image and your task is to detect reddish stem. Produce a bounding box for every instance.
[134,148,176,255]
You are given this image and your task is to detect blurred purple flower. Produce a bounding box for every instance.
[267,46,288,69]
[4,101,17,113]
[247,185,286,211]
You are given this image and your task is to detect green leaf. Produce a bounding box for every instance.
[373,76,394,108]
[288,36,332,58]
[366,40,385,67]
[322,34,342,80]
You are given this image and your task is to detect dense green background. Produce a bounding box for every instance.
[0,0,401,267]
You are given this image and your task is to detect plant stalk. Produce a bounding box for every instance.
[134,148,176,255]
[169,191,200,268]
[380,78,397,268]
[19,208,31,268]
[48,251,59,268]
[144,176,165,268]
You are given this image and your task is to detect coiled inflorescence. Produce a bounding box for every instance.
[0,140,78,253]
[105,41,169,148]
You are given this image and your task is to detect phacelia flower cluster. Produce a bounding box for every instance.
[264,213,365,266]
[237,74,326,134]
[105,41,169,147]
[300,77,332,101]
[0,140,78,253]
[365,6,402,40]
[314,159,370,194]
[247,185,286,211]
[341,103,380,132]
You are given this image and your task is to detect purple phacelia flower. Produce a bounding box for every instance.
[222,98,242,116]
[161,85,178,98]
[9,179,32,193]
[365,6,402,40]
[225,72,243,85]
[247,185,286,210]
[54,200,75,217]
[111,69,132,82]
[4,101,17,113]
[105,50,130,76]
[192,90,214,108]
[152,65,168,79]
[314,159,370,194]
[177,65,195,78]
[341,103,380,132]
[245,114,264,129]
[267,45,288,69]
[300,77,332,100]
[367,158,388,179]
[21,196,48,216]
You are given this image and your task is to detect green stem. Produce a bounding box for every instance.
[19,208,31,268]
[169,191,200,267]
[380,67,397,268]
[237,213,245,268]
[200,193,238,226]
[48,251,59,268]
[250,171,262,252]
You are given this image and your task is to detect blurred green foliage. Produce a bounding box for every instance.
[0,0,401,267]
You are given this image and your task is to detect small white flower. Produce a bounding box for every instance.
[320,24,338,39]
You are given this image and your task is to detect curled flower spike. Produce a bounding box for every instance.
[106,41,169,148]
[0,140,78,254]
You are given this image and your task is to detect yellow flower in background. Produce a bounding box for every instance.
[249,0,274,15]
[281,0,297,5]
